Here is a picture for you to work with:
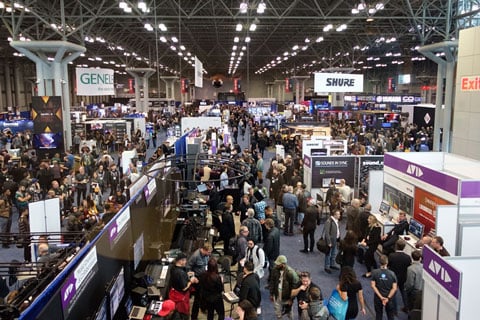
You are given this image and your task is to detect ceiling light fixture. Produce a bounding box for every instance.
[249,23,257,31]
[240,1,248,14]
[257,1,266,14]
[236,23,243,31]
[158,23,167,31]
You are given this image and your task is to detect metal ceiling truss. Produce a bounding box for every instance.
[0,0,456,80]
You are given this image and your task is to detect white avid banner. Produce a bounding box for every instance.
[76,68,115,95]
[314,72,364,92]
[195,56,203,88]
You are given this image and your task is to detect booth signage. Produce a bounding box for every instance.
[460,76,480,91]
[384,154,459,196]
[61,247,98,315]
[76,68,115,96]
[423,246,461,302]
[311,156,355,188]
[109,207,131,249]
[314,73,364,92]
[414,187,452,235]
[304,155,311,168]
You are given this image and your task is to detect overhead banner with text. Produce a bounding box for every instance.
[195,56,203,88]
[314,73,364,92]
[76,68,115,96]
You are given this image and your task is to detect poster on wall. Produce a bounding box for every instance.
[31,96,63,133]
[356,156,384,198]
[384,183,414,215]
[414,187,452,235]
[311,156,355,188]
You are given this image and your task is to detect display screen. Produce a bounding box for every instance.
[108,267,125,320]
[33,133,63,149]
[380,201,391,215]
[144,178,157,205]
[93,296,108,320]
[409,218,425,239]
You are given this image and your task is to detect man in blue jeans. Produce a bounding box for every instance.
[324,209,341,273]
[282,186,298,236]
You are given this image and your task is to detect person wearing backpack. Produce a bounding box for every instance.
[269,255,300,320]
[243,239,266,279]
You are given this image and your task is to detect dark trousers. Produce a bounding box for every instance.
[76,187,87,205]
[365,246,377,272]
[284,208,295,234]
[191,285,201,319]
[205,296,225,320]
[303,229,315,252]
[374,295,396,320]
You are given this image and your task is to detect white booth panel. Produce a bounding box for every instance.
[29,201,46,233]
[422,281,439,320]
[436,205,458,256]
[368,170,384,214]
[45,198,61,243]
[458,223,480,256]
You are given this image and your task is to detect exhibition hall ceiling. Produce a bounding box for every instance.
[0,0,462,80]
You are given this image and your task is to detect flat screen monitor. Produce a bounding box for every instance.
[322,178,332,188]
[197,183,207,193]
[108,267,125,320]
[379,200,391,215]
[409,218,425,239]
[93,296,108,320]
[33,133,63,149]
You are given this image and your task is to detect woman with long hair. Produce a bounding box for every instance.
[359,214,381,278]
[337,267,366,319]
[236,299,258,320]
[338,230,358,268]
[198,257,224,320]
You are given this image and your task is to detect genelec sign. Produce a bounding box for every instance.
[76,68,115,96]
[314,73,364,92]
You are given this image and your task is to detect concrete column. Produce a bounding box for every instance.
[126,68,156,113]
[291,76,310,104]
[4,63,12,109]
[160,76,179,100]
[14,63,23,108]
[274,80,285,103]
[10,40,86,150]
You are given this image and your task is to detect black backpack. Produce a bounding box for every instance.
[228,236,238,261]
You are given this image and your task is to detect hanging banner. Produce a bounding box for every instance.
[285,78,293,93]
[128,78,135,94]
[314,73,364,92]
[195,56,203,88]
[233,78,241,94]
[181,78,189,94]
[76,68,115,96]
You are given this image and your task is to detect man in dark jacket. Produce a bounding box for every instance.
[239,261,261,312]
[300,199,320,253]
[381,211,409,255]
[263,218,280,273]
[220,204,236,256]
[388,238,412,313]
[324,209,341,273]
[269,255,300,320]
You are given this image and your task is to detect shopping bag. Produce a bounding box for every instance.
[326,289,348,320]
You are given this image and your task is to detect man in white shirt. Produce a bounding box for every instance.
[337,179,352,204]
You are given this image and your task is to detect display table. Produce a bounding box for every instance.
[371,212,417,256]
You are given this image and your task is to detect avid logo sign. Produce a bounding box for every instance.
[406,164,423,177]
[428,259,452,283]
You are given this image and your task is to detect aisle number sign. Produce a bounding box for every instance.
[76,68,115,95]
[314,73,364,92]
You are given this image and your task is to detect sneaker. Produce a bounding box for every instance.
[324,268,332,274]
[330,265,340,270]
[299,249,309,253]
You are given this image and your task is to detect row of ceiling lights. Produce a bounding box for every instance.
[228,1,267,75]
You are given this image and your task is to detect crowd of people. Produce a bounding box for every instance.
[0,104,442,319]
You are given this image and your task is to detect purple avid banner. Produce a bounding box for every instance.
[423,245,461,300]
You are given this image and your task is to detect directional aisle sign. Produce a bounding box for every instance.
[423,245,461,310]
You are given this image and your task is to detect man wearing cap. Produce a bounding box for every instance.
[269,255,300,320]
[157,299,180,319]
[168,253,198,320]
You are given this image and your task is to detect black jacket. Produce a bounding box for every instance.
[302,205,319,232]
[264,227,280,261]
[239,272,261,308]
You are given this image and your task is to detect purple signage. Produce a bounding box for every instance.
[423,245,461,300]
[109,220,119,245]
[61,274,77,310]
[304,155,311,168]
[384,154,459,196]
[460,181,480,198]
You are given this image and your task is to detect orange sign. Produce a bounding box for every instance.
[413,188,452,235]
